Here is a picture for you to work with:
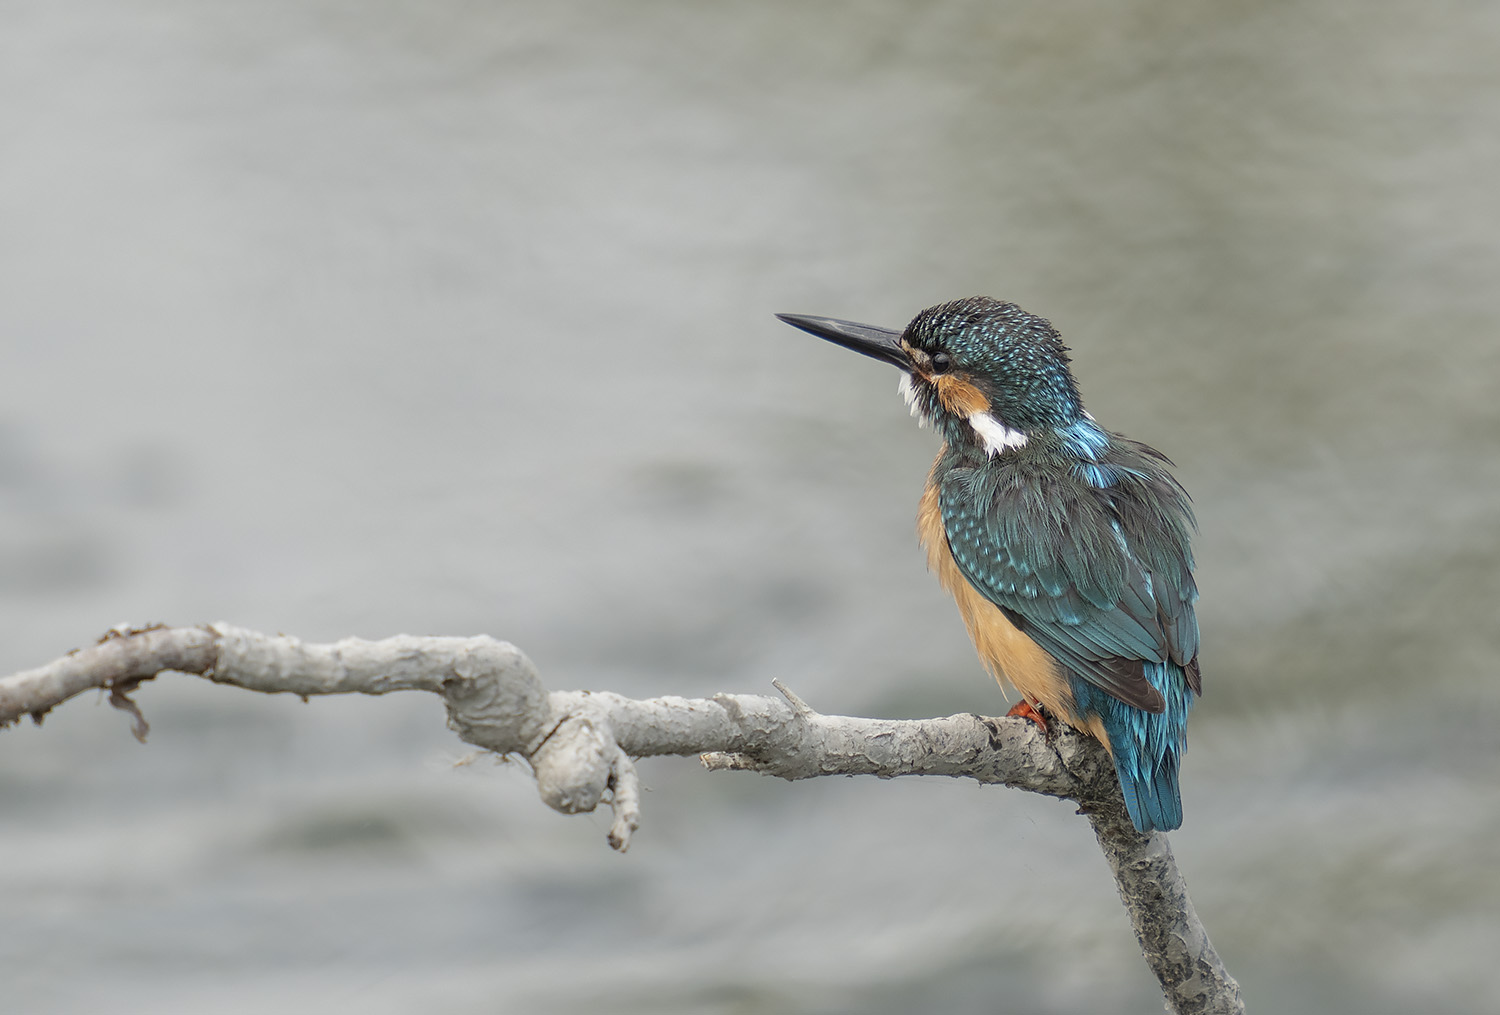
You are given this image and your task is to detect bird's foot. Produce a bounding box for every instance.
[1005,699,1049,734]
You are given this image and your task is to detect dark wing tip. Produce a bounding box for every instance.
[1090,656,1168,714]
[1129,682,1168,714]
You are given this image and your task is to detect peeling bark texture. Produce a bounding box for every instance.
[0,624,1242,1015]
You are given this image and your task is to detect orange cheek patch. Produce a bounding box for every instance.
[933,374,990,417]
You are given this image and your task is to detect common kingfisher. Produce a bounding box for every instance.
[777,297,1201,833]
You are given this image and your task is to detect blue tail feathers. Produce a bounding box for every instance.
[1071,661,1194,833]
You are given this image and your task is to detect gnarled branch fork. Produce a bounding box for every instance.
[0,624,1241,1015]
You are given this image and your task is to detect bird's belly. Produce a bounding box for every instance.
[917,480,1081,725]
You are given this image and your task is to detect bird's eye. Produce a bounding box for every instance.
[930,352,952,374]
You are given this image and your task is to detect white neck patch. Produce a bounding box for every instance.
[900,373,1026,454]
[969,411,1028,456]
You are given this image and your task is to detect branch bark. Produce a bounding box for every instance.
[0,623,1242,1014]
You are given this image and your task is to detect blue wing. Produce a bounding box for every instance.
[937,439,1200,713]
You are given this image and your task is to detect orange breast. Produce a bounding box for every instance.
[918,465,1102,741]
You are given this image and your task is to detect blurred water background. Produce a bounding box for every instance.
[3,2,1498,1012]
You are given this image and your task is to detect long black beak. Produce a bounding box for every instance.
[775,313,912,371]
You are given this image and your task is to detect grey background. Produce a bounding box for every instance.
[3,2,1497,1012]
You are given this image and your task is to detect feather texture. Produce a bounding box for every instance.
[932,431,1200,832]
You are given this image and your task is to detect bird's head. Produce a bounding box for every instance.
[778,296,1092,457]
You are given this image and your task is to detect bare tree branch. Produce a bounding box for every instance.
[0,624,1242,1014]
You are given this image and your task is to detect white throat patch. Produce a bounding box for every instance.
[969,411,1028,456]
[897,373,929,427]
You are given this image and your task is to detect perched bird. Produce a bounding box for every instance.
[777,297,1201,833]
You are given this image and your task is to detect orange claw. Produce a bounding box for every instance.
[1005,699,1049,734]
